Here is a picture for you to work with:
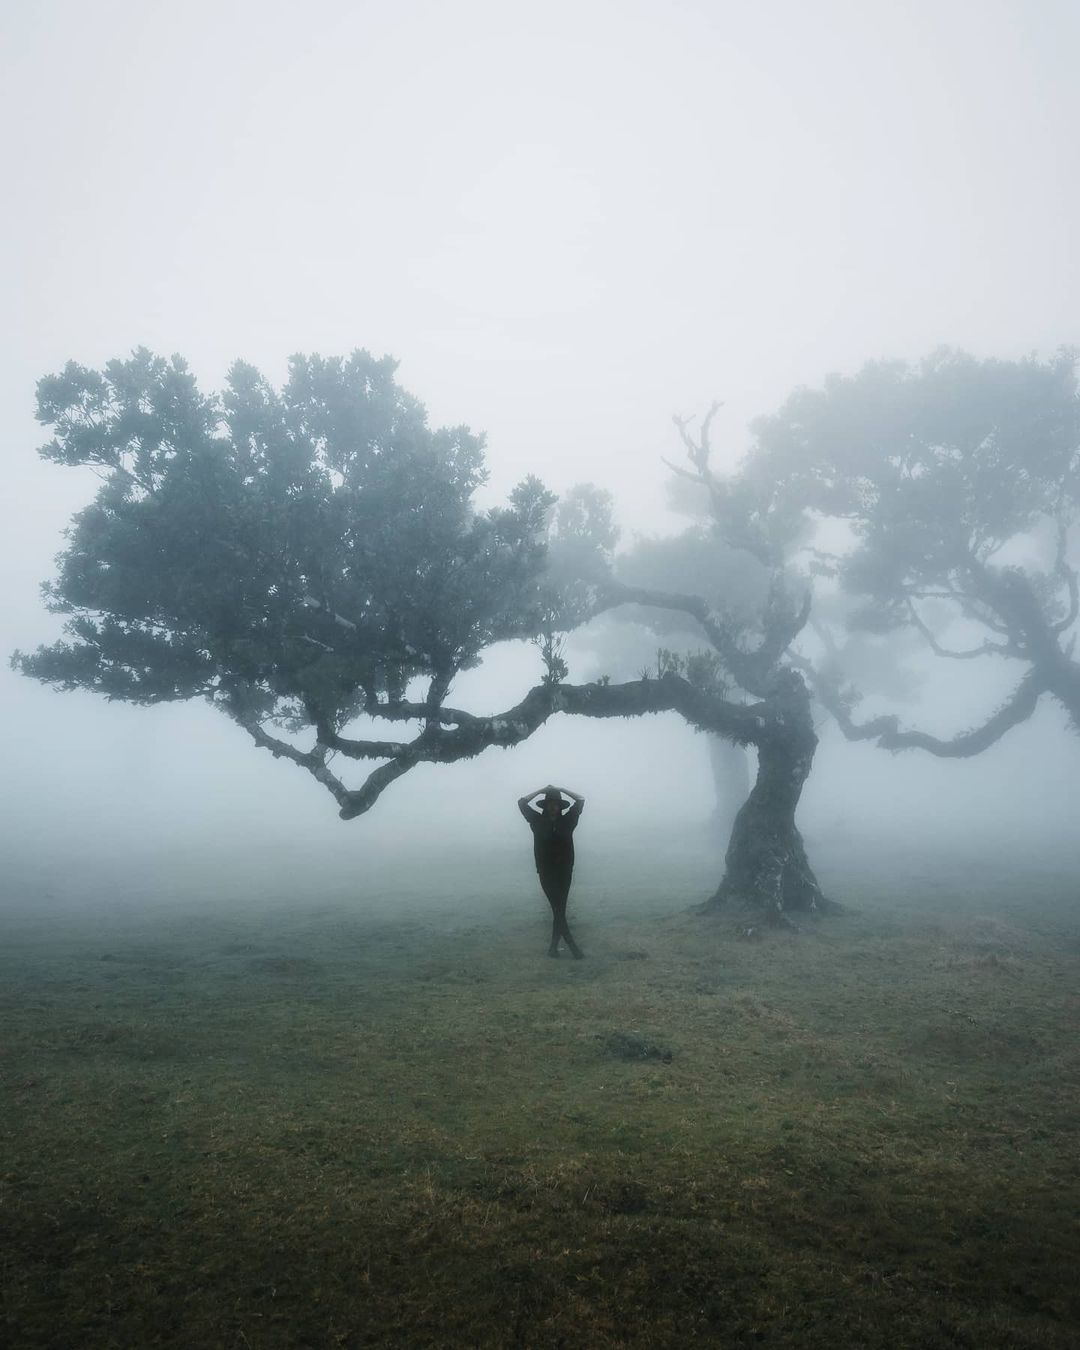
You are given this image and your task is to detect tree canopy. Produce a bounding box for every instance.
[16,349,558,805]
[745,349,1080,748]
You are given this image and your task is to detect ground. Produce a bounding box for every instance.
[1,833,1078,1348]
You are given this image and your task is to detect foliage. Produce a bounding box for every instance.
[751,348,1080,635]
[542,482,620,629]
[746,347,1080,750]
[15,349,556,733]
[654,646,728,698]
[533,626,570,686]
[616,527,768,635]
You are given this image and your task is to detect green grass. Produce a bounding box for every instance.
[1,839,1078,1347]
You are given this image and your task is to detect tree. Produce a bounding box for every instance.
[552,498,763,841]
[545,412,836,921]
[599,405,834,921]
[14,348,559,813]
[15,350,837,926]
[745,349,1080,755]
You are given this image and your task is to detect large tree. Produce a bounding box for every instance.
[744,349,1080,756]
[550,492,764,840]
[544,410,837,920]
[16,351,836,925]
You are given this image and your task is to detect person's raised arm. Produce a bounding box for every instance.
[517,787,547,820]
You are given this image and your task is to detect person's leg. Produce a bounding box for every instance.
[552,867,583,959]
[539,869,562,956]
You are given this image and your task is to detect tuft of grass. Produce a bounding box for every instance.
[1,842,1078,1347]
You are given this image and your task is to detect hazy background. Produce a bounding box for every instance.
[3,0,1078,902]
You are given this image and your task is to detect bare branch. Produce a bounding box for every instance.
[591,579,770,694]
[807,663,1045,758]
[877,674,1045,756]
[301,594,357,632]
[905,597,1012,659]
[659,455,703,483]
[233,716,355,812]
[325,674,770,820]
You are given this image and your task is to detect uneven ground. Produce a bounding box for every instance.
[1,834,1078,1348]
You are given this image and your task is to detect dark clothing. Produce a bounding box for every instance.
[519,799,584,874]
[519,796,585,958]
[537,860,573,907]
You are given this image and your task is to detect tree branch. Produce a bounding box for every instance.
[360,695,480,727]
[660,455,703,484]
[301,594,358,632]
[593,578,809,697]
[808,665,1045,758]
[905,597,1012,659]
[591,580,771,694]
[233,715,356,811]
[321,675,770,820]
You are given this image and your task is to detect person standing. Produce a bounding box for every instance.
[517,784,586,958]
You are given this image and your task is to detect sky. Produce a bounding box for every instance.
[2,0,1078,885]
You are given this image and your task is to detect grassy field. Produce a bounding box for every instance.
[1,835,1078,1348]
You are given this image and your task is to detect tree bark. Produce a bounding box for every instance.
[703,671,835,925]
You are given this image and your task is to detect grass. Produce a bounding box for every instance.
[1,835,1078,1347]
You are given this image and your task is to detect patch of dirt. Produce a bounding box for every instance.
[601,1030,673,1063]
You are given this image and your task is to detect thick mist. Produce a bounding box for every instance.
[3,0,1078,893]
[4,7,1079,1346]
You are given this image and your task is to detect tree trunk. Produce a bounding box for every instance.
[704,672,836,925]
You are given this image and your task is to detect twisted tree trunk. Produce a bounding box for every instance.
[704,672,835,925]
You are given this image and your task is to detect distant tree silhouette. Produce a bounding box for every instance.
[746,349,1080,754]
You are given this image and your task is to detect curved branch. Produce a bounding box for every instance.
[326,675,769,820]
[905,597,1013,659]
[594,578,810,698]
[660,455,702,484]
[360,696,479,727]
[233,715,355,811]
[808,664,1045,759]
[669,402,778,568]
[593,580,770,695]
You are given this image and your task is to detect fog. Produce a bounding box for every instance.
[6,8,1080,1344]
[3,0,1079,897]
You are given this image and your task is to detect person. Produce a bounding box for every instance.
[517,783,586,958]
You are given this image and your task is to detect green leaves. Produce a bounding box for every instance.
[654,646,728,698]
[17,349,557,735]
[750,349,1080,653]
[753,349,1080,593]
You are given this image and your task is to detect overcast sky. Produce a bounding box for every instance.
[2,0,1078,879]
